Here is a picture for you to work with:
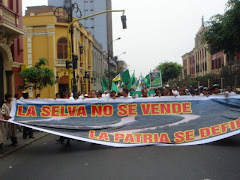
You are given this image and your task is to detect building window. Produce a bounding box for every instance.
[90,18,94,20]
[57,37,68,59]
[218,58,221,68]
[90,9,94,11]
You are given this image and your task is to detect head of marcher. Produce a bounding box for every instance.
[96,90,103,98]
[203,87,209,96]
[226,85,233,93]
[22,91,29,99]
[5,93,12,103]
[212,85,219,94]
[55,93,60,99]
[142,89,148,98]
[122,88,129,97]
[90,90,96,98]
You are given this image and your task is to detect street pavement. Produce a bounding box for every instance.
[0,133,240,180]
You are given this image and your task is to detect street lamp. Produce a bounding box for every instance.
[118,52,126,59]
[108,37,121,89]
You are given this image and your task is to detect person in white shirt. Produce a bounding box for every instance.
[172,87,179,96]
[121,88,132,99]
[225,85,236,97]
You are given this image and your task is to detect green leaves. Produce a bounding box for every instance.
[204,0,240,55]
[18,58,54,94]
[156,62,183,83]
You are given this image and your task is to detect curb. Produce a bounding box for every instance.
[0,133,49,158]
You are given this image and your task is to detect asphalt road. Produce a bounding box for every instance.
[0,134,240,180]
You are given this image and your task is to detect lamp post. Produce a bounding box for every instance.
[108,37,121,89]
[54,0,82,99]
[118,52,126,59]
[65,10,126,97]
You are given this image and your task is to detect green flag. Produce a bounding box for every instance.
[132,71,135,85]
[122,69,130,84]
[101,77,108,91]
[143,74,150,88]
[111,82,119,93]
[127,72,135,89]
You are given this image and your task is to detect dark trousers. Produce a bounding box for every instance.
[23,127,33,138]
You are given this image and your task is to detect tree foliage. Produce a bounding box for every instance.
[203,0,240,56]
[156,62,183,83]
[18,58,55,96]
[220,60,240,86]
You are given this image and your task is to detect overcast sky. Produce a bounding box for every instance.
[23,0,228,77]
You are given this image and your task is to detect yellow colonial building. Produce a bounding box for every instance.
[23,6,93,98]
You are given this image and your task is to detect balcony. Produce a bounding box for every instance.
[0,4,24,41]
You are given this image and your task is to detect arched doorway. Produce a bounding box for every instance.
[0,42,13,105]
[58,75,69,98]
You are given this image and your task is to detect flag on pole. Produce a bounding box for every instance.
[143,74,150,88]
[101,77,108,91]
[122,69,130,84]
[127,71,135,89]
[111,82,119,92]
[112,74,121,82]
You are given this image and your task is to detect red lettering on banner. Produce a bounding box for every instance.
[151,104,160,115]
[114,133,124,142]
[40,106,51,117]
[220,123,230,133]
[98,132,110,141]
[60,106,68,117]
[103,105,113,116]
[141,104,151,115]
[117,105,128,116]
[172,103,181,114]
[230,121,237,130]
[211,125,222,136]
[185,130,195,141]
[174,131,185,143]
[159,133,171,143]
[235,119,240,128]
[25,106,37,117]
[89,130,98,139]
[134,134,142,143]
[160,103,171,114]
[67,106,77,117]
[52,106,60,117]
[17,105,25,116]
[76,105,87,117]
[199,128,211,138]
[153,133,159,142]
[91,105,102,117]
[124,134,135,143]
[143,134,153,143]
[128,104,138,116]
[182,102,192,113]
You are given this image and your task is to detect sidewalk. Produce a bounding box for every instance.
[0,130,48,158]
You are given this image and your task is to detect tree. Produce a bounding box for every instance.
[156,62,183,83]
[220,60,240,87]
[203,0,240,57]
[18,58,55,97]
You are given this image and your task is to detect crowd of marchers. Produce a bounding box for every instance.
[66,84,237,100]
[0,84,238,151]
[0,92,34,153]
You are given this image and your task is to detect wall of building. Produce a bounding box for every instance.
[23,7,94,98]
[0,0,24,104]
[48,0,112,52]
